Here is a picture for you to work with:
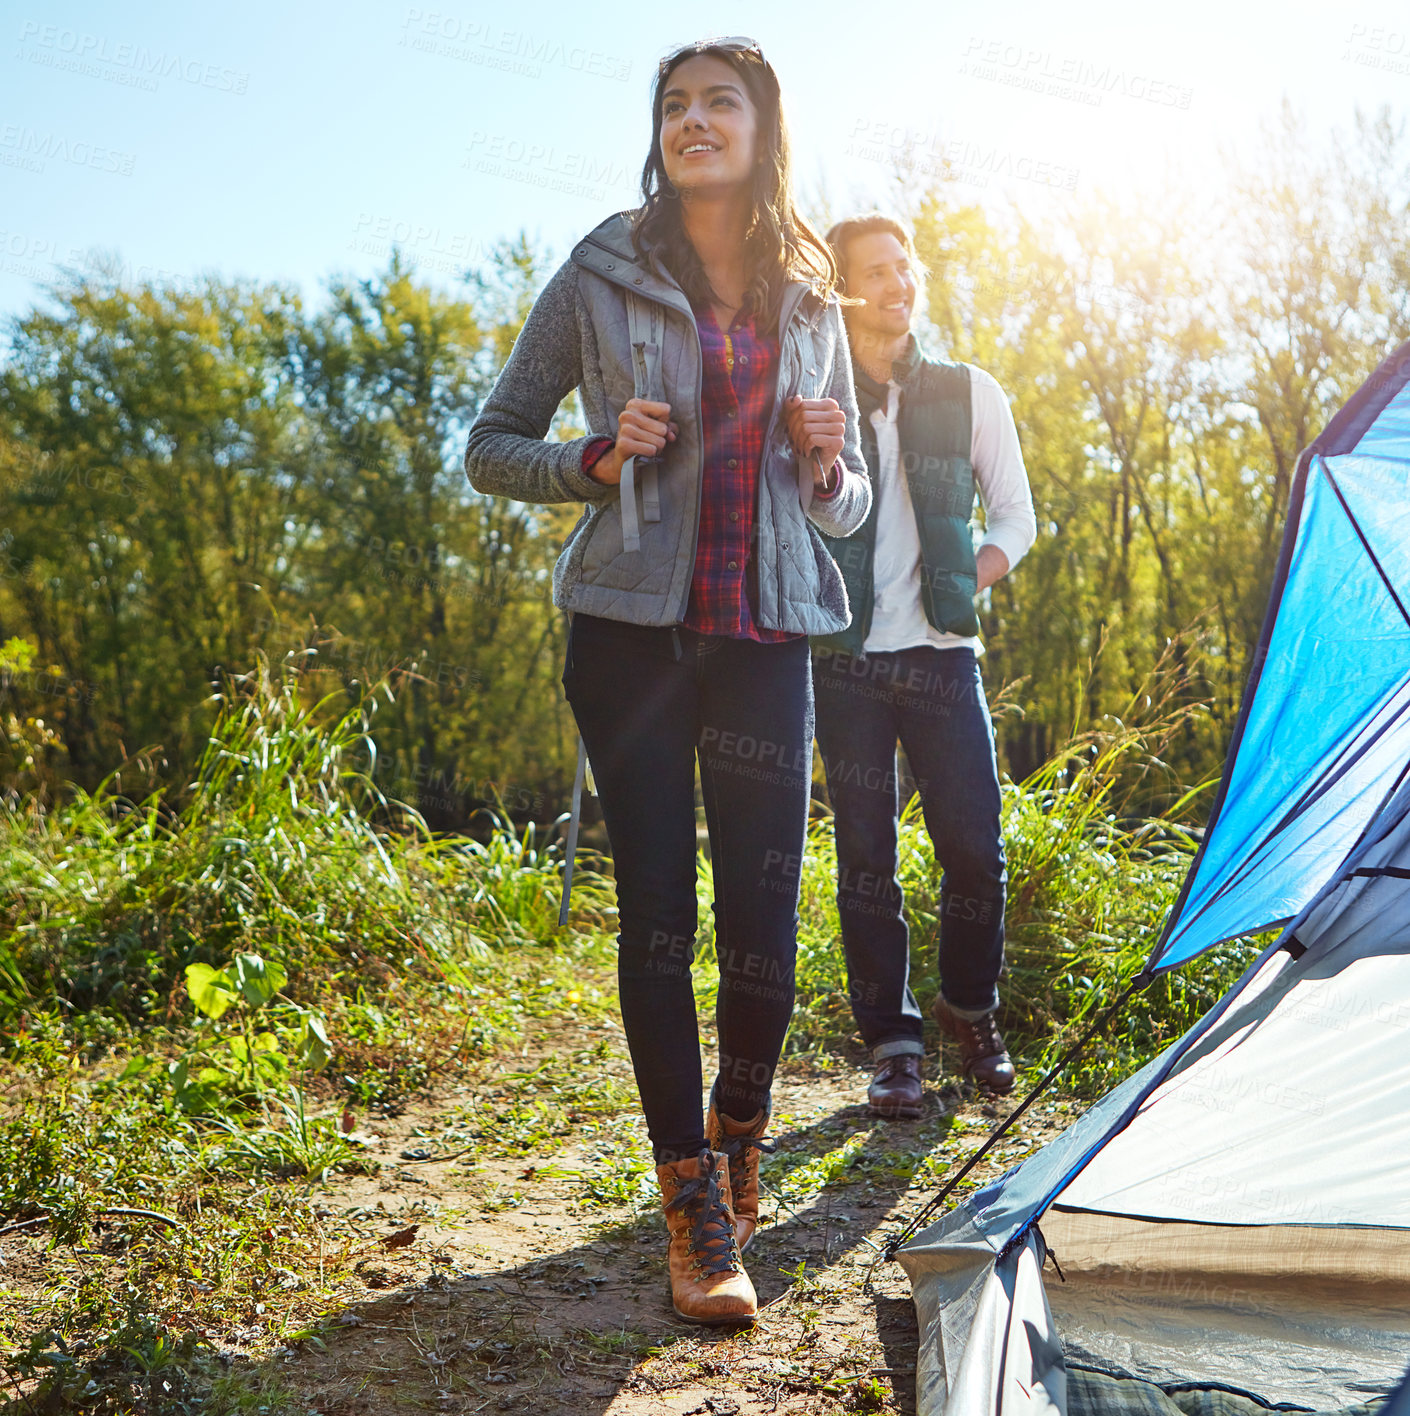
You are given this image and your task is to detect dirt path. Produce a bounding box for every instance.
[224,1016,1075,1415]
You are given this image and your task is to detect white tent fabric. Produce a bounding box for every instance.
[899,849,1410,1413]
[908,1226,1063,1415]
[1058,949,1410,1229]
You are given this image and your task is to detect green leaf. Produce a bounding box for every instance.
[253,1052,290,1085]
[233,953,287,1009]
[299,1013,332,1071]
[185,962,238,1020]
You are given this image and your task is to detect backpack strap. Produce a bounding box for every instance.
[620,289,663,552]
[557,733,590,929]
[562,297,662,919]
[789,300,830,513]
[795,359,827,513]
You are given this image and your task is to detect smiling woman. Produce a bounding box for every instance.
[634,39,837,334]
[464,35,873,1329]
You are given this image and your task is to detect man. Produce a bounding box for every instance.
[813,213,1036,1116]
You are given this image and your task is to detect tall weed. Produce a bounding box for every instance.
[0,657,613,1029]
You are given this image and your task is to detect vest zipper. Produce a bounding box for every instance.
[762,286,812,631]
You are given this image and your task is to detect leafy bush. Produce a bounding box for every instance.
[0,657,614,1032]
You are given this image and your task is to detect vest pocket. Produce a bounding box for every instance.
[579,478,675,589]
[918,515,980,637]
[580,501,626,577]
[905,452,973,519]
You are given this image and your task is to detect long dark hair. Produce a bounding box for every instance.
[632,40,839,324]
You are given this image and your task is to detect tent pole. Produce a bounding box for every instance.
[873,974,1148,1276]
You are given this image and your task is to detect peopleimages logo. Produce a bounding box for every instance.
[461,132,634,204]
[0,231,186,290]
[397,8,631,82]
[845,120,1080,192]
[15,21,250,94]
[959,36,1193,110]
[0,123,136,176]
[1341,22,1410,75]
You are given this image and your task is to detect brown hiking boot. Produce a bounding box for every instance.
[655,1149,757,1325]
[706,1087,775,1252]
[931,996,1016,1096]
[868,1054,924,1118]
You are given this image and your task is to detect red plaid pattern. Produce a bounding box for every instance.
[682,301,796,641]
[582,434,615,472]
[579,299,840,637]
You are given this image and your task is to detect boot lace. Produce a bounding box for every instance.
[958,1011,1005,1060]
[873,1055,920,1084]
[665,1151,742,1276]
[717,1129,776,1174]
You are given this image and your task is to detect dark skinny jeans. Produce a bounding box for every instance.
[563,613,813,1163]
[812,645,1007,1057]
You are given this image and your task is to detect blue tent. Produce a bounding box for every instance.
[1152,339,1410,974]
[1387,1364,1410,1416]
[898,341,1410,1415]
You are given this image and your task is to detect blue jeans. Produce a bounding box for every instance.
[563,613,813,1161]
[812,645,1006,1058]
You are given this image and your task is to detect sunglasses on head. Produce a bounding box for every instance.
[658,36,764,74]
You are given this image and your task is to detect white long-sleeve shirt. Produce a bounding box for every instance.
[864,364,1036,656]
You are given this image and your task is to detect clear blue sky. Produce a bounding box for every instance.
[2,0,1407,325]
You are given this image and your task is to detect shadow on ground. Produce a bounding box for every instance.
[242,1097,952,1415]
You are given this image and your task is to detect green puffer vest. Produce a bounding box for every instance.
[815,340,978,655]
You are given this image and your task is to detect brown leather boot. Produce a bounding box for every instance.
[656,1149,757,1325]
[705,1086,774,1252]
[931,995,1016,1095]
[868,1054,924,1118]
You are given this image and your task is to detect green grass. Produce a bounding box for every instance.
[0,658,616,1030]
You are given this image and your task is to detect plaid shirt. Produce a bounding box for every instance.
[682,299,795,640]
[580,295,839,640]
